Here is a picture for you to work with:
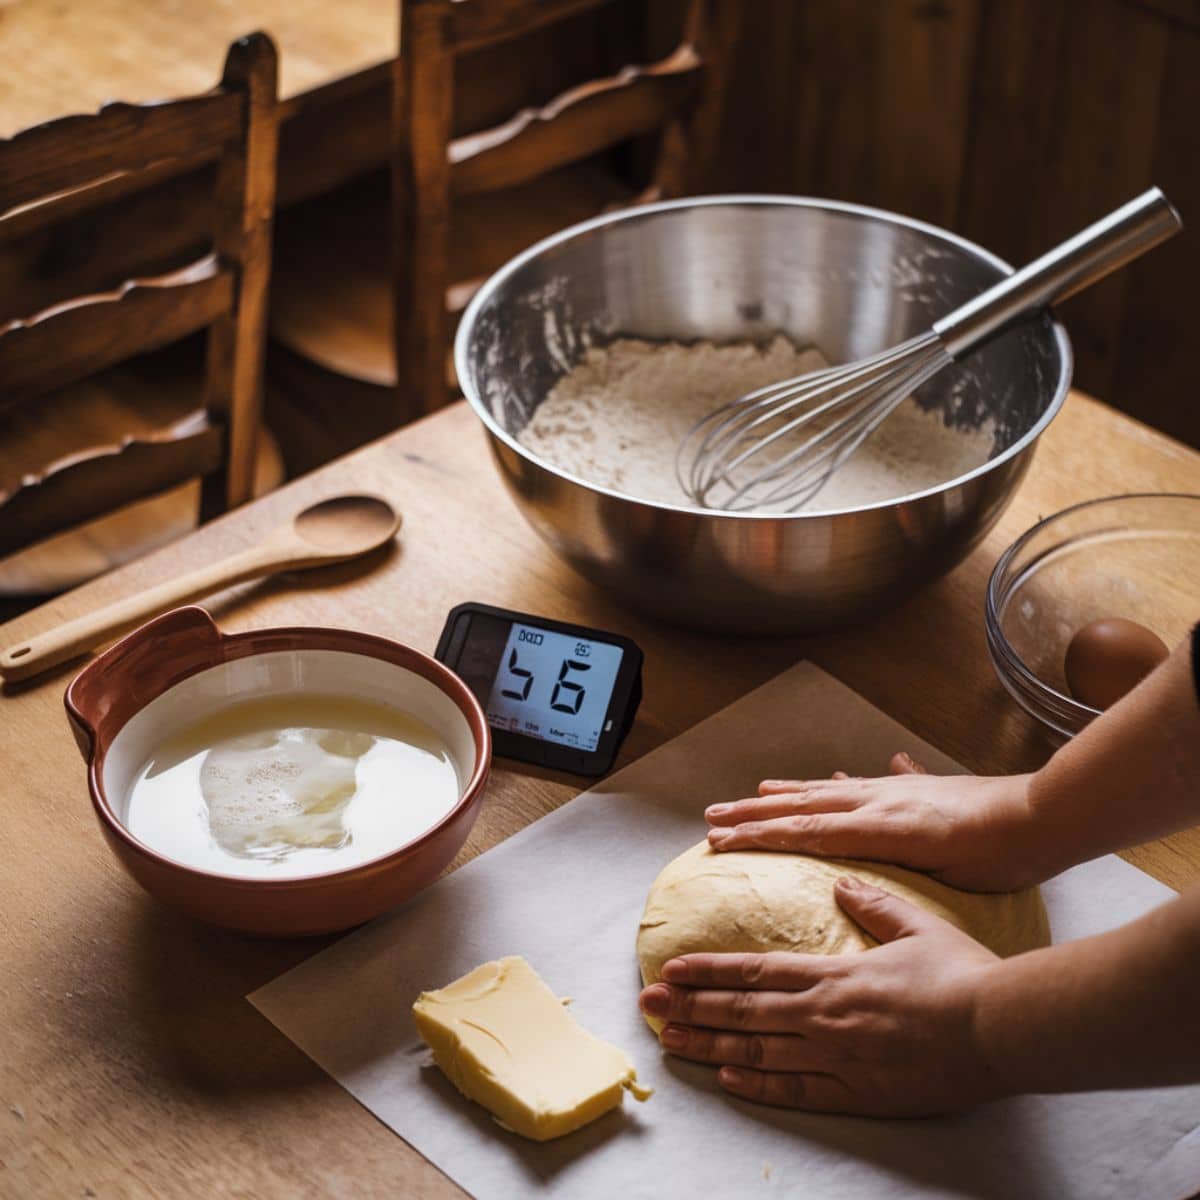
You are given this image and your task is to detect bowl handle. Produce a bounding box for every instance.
[64,606,224,760]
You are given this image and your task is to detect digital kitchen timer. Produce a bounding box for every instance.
[434,603,643,776]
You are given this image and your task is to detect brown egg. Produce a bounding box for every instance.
[1064,617,1169,710]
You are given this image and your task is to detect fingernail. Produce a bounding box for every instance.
[660,1026,687,1049]
[660,958,689,982]
[708,828,730,846]
[640,984,670,1017]
[836,875,865,891]
[898,752,914,766]
[707,803,730,817]
[720,1067,745,1087]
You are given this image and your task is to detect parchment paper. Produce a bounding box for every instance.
[250,662,1200,1200]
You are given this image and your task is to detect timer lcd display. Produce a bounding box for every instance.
[434,603,643,776]
[484,623,624,752]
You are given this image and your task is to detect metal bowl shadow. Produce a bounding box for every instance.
[455,195,1071,634]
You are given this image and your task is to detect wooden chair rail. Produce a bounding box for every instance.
[0,256,232,408]
[450,43,703,197]
[0,151,223,250]
[389,0,742,418]
[0,92,242,217]
[0,411,224,554]
[0,31,275,567]
[445,0,611,53]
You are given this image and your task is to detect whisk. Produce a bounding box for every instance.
[677,188,1182,512]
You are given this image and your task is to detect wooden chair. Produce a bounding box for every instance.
[0,33,279,579]
[268,0,742,454]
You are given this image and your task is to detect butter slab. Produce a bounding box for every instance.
[413,956,650,1141]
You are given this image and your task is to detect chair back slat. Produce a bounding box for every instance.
[0,92,242,217]
[446,0,611,52]
[0,257,233,410]
[393,0,743,416]
[0,32,277,556]
[0,415,224,556]
[451,44,702,197]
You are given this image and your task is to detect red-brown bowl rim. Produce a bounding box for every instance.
[65,607,492,890]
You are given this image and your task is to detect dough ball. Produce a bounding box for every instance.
[636,841,1050,1033]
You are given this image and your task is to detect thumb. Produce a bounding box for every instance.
[834,876,948,943]
[889,751,929,776]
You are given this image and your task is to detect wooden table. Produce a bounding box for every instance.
[0,0,396,136]
[2,393,1198,1197]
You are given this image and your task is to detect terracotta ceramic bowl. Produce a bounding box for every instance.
[65,606,491,936]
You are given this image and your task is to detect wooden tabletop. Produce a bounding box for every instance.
[2,392,1198,1197]
[0,0,396,137]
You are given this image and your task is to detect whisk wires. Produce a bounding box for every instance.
[676,333,951,512]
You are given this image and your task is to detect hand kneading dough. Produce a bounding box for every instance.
[637,842,1050,1033]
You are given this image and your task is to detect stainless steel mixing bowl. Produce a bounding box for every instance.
[455,195,1072,634]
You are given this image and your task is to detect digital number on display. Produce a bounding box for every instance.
[485,623,624,752]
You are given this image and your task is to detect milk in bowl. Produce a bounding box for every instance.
[125,694,461,878]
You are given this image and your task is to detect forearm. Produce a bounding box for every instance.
[1025,634,1200,876]
[975,885,1200,1094]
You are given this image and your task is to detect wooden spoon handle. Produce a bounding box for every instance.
[0,541,286,683]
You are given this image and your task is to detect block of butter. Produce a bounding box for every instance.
[413,956,651,1141]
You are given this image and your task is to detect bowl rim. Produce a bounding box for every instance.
[67,610,493,890]
[985,491,1200,727]
[454,192,1074,520]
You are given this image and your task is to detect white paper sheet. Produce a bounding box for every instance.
[250,662,1199,1200]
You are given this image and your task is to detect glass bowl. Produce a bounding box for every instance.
[986,493,1200,741]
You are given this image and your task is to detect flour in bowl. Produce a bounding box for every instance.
[516,337,996,512]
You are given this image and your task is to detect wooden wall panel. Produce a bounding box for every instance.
[707,0,1198,449]
[962,0,1169,407]
[956,0,1069,259]
[714,0,981,228]
[871,0,983,229]
[1111,20,1200,444]
[1130,0,1200,30]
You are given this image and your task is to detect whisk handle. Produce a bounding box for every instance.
[933,187,1182,359]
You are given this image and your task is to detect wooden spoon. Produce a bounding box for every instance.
[0,494,401,683]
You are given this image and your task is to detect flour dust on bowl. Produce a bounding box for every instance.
[456,195,1072,634]
[66,606,491,935]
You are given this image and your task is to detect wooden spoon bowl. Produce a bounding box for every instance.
[0,493,401,683]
